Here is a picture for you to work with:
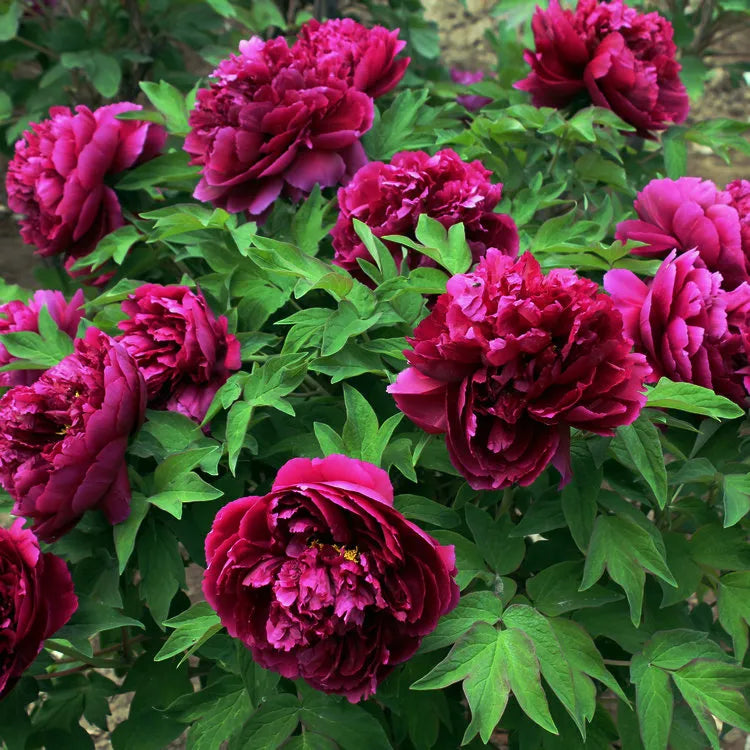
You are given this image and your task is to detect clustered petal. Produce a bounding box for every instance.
[0,327,147,541]
[616,177,750,289]
[184,17,409,216]
[116,284,241,423]
[389,251,650,489]
[5,103,166,280]
[0,520,77,699]
[331,149,518,278]
[202,454,458,702]
[0,290,84,386]
[605,250,750,405]
[515,0,689,134]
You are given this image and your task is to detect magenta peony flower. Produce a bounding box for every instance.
[388,251,650,489]
[331,149,519,278]
[515,0,689,134]
[616,177,749,290]
[0,290,85,387]
[0,519,77,699]
[726,179,750,259]
[202,454,459,702]
[450,69,493,111]
[5,104,166,278]
[116,284,241,423]
[604,250,750,405]
[184,36,373,216]
[293,18,409,99]
[0,327,147,541]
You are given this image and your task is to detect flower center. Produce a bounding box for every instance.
[308,538,360,564]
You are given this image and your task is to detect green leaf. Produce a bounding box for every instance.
[393,494,460,529]
[283,735,336,750]
[581,515,676,626]
[464,505,525,575]
[175,683,250,750]
[60,51,121,97]
[527,560,623,617]
[562,448,602,552]
[0,303,75,371]
[233,694,301,749]
[292,185,333,256]
[156,603,222,664]
[646,378,744,419]
[71,224,141,270]
[663,130,688,179]
[341,384,380,462]
[226,401,254,475]
[718,572,750,660]
[362,89,430,161]
[414,215,472,275]
[0,1,21,41]
[722,473,750,527]
[420,591,504,653]
[352,219,398,280]
[299,692,392,750]
[140,80,190,135]
[691,523,750,570]
[116,152,199,191]
[614,417,668,508]
[634,665,673,750]
[313,422,345,456]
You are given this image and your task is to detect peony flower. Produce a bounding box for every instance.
[0,519,77,699]
[293,18,409,99]
[203,454,459,702]
[726,179,750,259]
[515,0,689,134]
[116,284,241,423]
[5,104,166,279]
[184,36,373,216]
[331,149,519,278]
[604,250,750,405]
[388,251,650,489]
[616,177,749,290]
[0,327,147,541]
[0,290,85,387]
[451,69,493,111]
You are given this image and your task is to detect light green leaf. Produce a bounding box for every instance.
[581,515,676,626]
[113,492,150,574]
[614,417,668,508]
[722,473,750,527]
[646,378,744,420]
[226,401,254,475]
[634,665,673,750]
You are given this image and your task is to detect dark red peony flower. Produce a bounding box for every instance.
[203,454,459,702]
[515,0,689,134]
[616,177,749,290]
[184,36,373,216]
[0,327,147,541]
[5,104,166,279]
[293,18,409,99]
[0,519,77,699]
[605,250,750,405]
[451,69,493,111]
[726,179,750,260]
[331,149,519,278]
[388,251,650,489]
[0,290,84,387]
[116,284,241,423]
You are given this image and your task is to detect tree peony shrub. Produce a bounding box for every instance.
[203,454,458,702]
[515,0,689,134]
[0,328,146,541]
[1,7,749,750]
[0,520,77,699]
[331,149,518,277]
[5,104,166,280]
[389,251,650,489]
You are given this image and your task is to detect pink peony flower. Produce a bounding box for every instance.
[616,177,749,290]
[203,454,459,703]
[605,250,750,405]
[450,69,493,111]
[293,18,409,99]
[331,149,519,278]
[515,0,689,134]
[726,179,750,260]
[116,284,241,423]
[5,104,166,279]
[0,327,147,541]
[0,519,77,699]
[184,36,374,216]
[0,290,84,387]
[388,251,650,489]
